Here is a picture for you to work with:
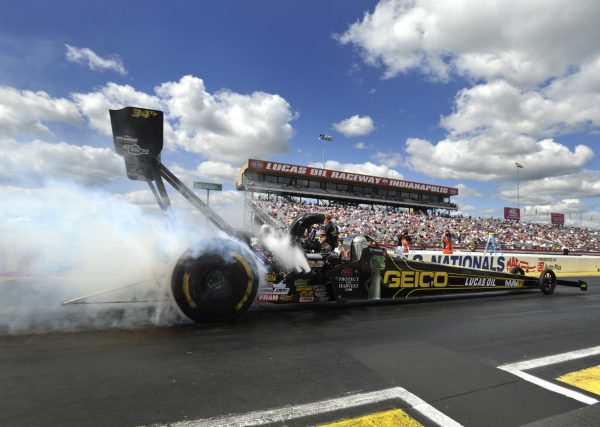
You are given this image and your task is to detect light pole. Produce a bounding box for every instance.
[515,162,524,213]
[318,133,333,167]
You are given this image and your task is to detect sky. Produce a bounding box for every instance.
[2,0,600,227]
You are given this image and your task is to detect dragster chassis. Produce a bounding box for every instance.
[103,106,587,323]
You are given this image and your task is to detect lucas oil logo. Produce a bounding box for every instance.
[383,270,448,288]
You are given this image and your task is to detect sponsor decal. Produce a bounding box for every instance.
[505,279,522,287]
[278,295,293,302]
[299,296,315,303]
[337,275,360,291]
[250,160,265,169]
[258,294,279,302]
[258,287,274,295]
[265,273,278,282]
[465,277,496,287]
[131,108,158,119]
[340,266,353,276]
[412,254,506,271]
[383,271,448,288]
[273,287,289,295]
[296,286,314,297]
[506,256,538,273]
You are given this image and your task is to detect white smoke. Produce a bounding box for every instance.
[0,181,207,334]
[259,226,310,273]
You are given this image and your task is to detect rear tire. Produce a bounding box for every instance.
[171,242,259,322]
[539,268,556,295]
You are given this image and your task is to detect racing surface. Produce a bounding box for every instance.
[1,276,600,426]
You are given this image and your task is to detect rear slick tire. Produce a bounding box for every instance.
[171,244,259,323]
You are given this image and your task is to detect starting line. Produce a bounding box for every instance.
[498,345,600,405]
[157,386,463,427]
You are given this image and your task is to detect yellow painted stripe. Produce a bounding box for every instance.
[231,252,254,311]
[318,408,423,427]
[557,364,600,395]
[182,272,197,308]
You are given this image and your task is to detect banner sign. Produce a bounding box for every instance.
[246,159,458,195]
[193,182,222,191]
[551,213,565,225]
[409,251,600,275]
[504,207,521,220]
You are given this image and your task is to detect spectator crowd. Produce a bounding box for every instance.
[252,198,600,253]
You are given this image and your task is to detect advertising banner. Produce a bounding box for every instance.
[504,207,521,221]
[247,159,458,195]
[551,213,565,225]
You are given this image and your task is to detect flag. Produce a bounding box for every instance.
[515,162,524,168]
[319,133,333,142]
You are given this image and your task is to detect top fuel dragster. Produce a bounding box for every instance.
[108,106,587,323]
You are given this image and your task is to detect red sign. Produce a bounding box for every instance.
[551,213,565,225]
[504,207,521,220]
[246,159,459,195]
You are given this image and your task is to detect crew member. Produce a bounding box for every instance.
[320,215,339,251]
[442,230,453,254]
[396,229,411,257]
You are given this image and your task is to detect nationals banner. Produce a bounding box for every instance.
[504,207,521,220]
[246,159,459,195]
[551,213,565,225]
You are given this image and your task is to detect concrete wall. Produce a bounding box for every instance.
[408,251,600,275]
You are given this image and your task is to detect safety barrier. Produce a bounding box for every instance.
[408,251,600,275]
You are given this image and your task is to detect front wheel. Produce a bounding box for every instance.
[510,266,525,276]
[539,268,557,295]
[171,243,259,322]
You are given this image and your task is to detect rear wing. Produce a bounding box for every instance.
[109,106,234,235]
[109,107,163,181]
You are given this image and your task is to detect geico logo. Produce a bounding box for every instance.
[383,271,448,288]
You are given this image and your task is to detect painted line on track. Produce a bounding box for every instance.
[156,386,463,427]
[498,345,600,405]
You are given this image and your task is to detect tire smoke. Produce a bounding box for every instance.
[0,182,202,334]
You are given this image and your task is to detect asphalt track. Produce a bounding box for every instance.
[1,276,600,426]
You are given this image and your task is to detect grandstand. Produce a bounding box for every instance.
[237,159,600,254]
[237,159,458,213]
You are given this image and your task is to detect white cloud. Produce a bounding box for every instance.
[155,75,295,165]
[65,44,127,75]
[72,83,163,136]
[0,138,123,187]
[0,86,81,137]
[315,160,403,180]
[499,170,600,205]
[353,142,366,149]
[405,137,593,182]
[196,161,238,182]
[338,0,600,87]
[372,151,403,168]
[332,114,375,137]
[453,183,483,199]
[165,163,236,188]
